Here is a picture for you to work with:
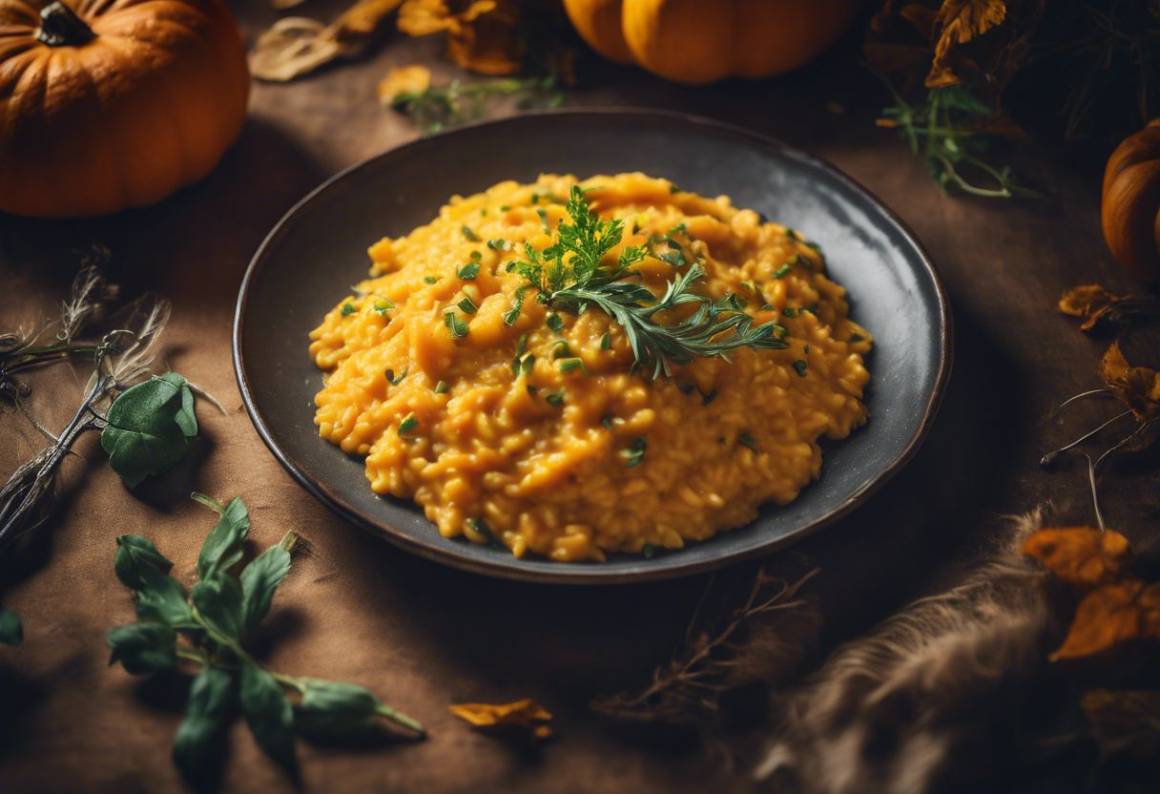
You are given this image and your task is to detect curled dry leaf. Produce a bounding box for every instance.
[1058,284,1160,332]
[449,699,552,739]
[251,0,403,82]
[1051,579,1160,661]
[1022,526,1131,587]
[1099,340,1160,421]
[398,0,523,75]
[926,0,1007,88]
[377,65,432,105]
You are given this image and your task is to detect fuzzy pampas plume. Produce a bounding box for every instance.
[756,509,1063,794]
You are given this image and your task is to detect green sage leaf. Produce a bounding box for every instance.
[134,566,192,627]
[239,544,291,635]
[0,606,22,646]
[191,574,244,644]
[113,534,174,591]
[100,373,198,487]
[173,666,235,781]
[240,662,296,772]
[194,495,250,580]
[106,623,177,674]
[294,679,379,737]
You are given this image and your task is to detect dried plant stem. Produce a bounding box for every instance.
[592,566,820,725]
[1041,409,1133,466]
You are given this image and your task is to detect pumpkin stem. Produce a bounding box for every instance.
[36,2,95,47]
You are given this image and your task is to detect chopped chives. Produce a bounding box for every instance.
[340,303,356,316]
[461,225,480,241]
[398,413,419,435]
[457,262,479,280]
[458,296,477,314]
[558,357,585,374]
[444,311,469,338]
[434,380,449,394]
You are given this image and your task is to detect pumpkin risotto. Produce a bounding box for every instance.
[309,173,871,562]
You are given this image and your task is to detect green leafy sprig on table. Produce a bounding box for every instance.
[507,187,787,379]
[1,256,202,644]
[878,84,1039,199]
[106,494,424,781]
[390,75,563,136]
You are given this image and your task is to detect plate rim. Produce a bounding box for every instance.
[232,107,954,585]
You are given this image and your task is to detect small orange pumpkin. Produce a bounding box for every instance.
[0,0,250,218]
[1102,120,1160,283]
[564,0,862,85]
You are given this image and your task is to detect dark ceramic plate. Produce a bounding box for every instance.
[234,109,951,585]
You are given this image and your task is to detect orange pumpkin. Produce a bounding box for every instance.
[0,0,249,218]
[1102,119,1160,283]
[564,0,862,85]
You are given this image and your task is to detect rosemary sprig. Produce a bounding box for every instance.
[512,187,787,378]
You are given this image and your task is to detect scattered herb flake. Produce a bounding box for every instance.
[340,303,356,316]
[623,437,647,467]
[487,239,507,251]
[458,297,478,314]
[372,300,393,316]
[424,276,438,285]
[792,360,808,377]
[600,332,612,350]
[545,390,565,406]
[444,311,469,338]
[739,431,758,452]
[774,263,792,279]
[546,313,564,333]
[642,543,656,558]
[503,286,528,326]
[558,357,585,374]
[461,225,480,242]
[457,262,480,280]
[398,413,419,435]
[434,380,449,394]
[386,367,408,385]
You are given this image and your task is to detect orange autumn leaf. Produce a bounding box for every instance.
[449,698,553,739]
[1058,284,1124,331]
[1051,579,1160,660]
[1100,340,1160,421]
[378,64,432,105]
[1023,527,1131,587]
[398,0,523,75]
[926,0,1007,88]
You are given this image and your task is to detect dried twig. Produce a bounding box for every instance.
[592,566,821,727]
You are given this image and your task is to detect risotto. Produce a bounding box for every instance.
[309,173,871,562]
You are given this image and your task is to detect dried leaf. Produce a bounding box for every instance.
[1051,579,1160,660]
[1058,284,1160,332]
[449,699,552,739]
[926,0,1008,88]
[398,0,522,75]
[377,65,432,105]
[1081,689,1160,761]
[1100,340,1160,421]
[1023,526,1131,587]
[250,0,403,82]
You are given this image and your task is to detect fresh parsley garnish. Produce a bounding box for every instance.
[100,373,199,488]
[509,186,785,378]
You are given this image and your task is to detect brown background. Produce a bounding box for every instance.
[2,4,1157,792]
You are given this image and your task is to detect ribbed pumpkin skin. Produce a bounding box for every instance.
[565,0,861,85]
[1102,120,1160,283]
[0,0,250,218]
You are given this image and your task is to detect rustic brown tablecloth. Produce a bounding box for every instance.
[2,5,1156,792]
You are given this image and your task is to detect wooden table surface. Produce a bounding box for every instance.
[2,4,1156,792]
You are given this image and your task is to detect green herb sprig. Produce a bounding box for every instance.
[510,187,786,378]
[106,494,423,782]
